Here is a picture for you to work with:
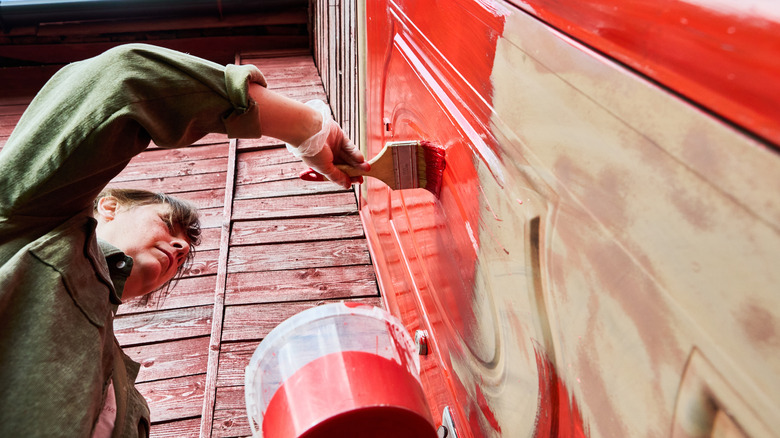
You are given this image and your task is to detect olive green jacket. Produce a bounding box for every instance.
[0,44,265,437]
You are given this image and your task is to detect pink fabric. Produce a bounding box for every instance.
[91,380,117,438]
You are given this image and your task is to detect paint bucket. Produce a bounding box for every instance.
[244,302,436,438]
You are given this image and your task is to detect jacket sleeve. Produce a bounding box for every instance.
[0,43,266,220]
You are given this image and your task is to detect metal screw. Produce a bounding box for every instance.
[414,330,429,355]
[437,425,449,438]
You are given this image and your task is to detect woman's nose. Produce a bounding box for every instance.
[171,238,190,263]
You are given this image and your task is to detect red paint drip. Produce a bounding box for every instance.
[533,346,588,438]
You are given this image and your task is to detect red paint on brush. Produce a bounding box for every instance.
[419,140,446,196]
[533,346,588,438]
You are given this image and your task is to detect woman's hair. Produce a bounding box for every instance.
[93,188,201,293]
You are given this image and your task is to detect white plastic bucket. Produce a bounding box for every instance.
[244,302,435,438]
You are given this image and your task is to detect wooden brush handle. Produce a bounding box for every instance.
[301,144,396,186]
[334,163,369,177]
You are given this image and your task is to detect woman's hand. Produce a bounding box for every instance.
[298,116,370,189]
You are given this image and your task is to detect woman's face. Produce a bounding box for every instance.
[95,198,191,300]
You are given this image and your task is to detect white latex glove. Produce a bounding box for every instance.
[286,100,368,189]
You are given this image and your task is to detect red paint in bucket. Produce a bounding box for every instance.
[262,351,436,438]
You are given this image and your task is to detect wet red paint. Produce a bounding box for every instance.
[363,0,512,436]
[533,347,587,438]
[262,351,436,438]
[511,0,780,147]
[419,140,447,196]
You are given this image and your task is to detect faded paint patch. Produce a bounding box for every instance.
[735,301,779,348]
[668,184,716,231]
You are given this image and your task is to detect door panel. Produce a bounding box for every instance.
[361,0,780,436]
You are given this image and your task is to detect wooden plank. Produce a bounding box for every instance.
[230,215,364,246]
[112,157,228,182]
[235,136,286,152]
[264,74,323,90]
[234,178,347,199]
[227,239,371,273]
[221,296,383,342]
[253,61,319,75]
[149,132,230,148]
[137,374,206,424]
[0,113,22,131]
[114,305,212,347]
[261,71,323,90]
[183,248,219,278]
[232,192,358,219]
[0,104,28,116]
[236,146,300,170]
[117,274,217,316]
[124,143,228,166]
[267,85,327,103]
[215,341,260,388]
[235,160,305,185]
[246,58,317,75]
[196,227,223,252]
[238,49,311,59]
[149,417,201,438]
[197,207,225,230]
[106,172,228,194]
[212,385,252,438]
[123,336,210,383]
[97,187,225,212]
[225,266,378,306]
[245,54,314,66]
[169,189,226,210]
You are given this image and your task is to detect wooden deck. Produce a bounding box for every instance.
[1,52,380,437]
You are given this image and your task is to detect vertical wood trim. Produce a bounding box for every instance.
[312,0,364,203]
[311,0,361,145]
[357,0,367,152]
[199,54,241,436]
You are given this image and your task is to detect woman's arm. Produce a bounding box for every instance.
[250,84,369,189]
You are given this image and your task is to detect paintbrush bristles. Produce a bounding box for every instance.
[416,140,446,196]
[331,140,446,196]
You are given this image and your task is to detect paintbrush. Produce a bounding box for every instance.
[299,140,446,196]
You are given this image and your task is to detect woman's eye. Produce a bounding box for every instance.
[158,215,175,233]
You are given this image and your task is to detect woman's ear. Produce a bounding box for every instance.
[96,196,119,222]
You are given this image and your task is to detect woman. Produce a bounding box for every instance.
[0,44,368,437]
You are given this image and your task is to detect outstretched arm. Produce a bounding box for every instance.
[250,84,369,189]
